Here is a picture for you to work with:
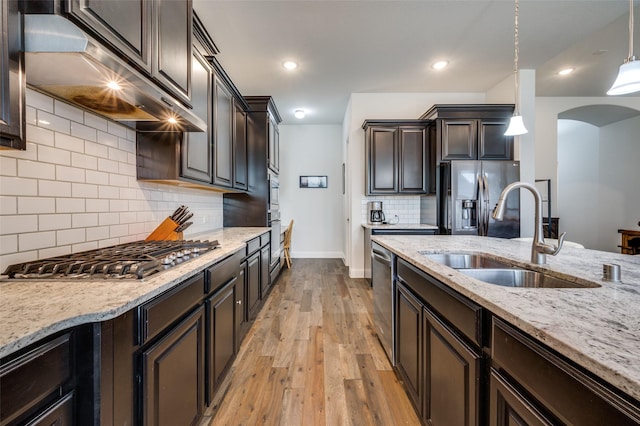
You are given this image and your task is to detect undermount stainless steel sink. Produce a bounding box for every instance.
[457,268,601,289]
[422,252,515,269]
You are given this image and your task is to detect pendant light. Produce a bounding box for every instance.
[607,0,640,95]
[504,0,528,136]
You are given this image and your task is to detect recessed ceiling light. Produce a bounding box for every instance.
[283,61,298,71]
[432,60,449,70]
[294,109,305,119]
[558,68,574,76]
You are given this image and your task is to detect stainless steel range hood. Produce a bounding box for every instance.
[24,14,205,132]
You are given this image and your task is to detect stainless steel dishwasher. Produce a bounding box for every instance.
[371,241,394,364]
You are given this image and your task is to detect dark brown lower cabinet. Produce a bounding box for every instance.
[27,392,74,426]
[235,262,247,352]
[395,282,422,409]
[247,251,261,320]
[489,369,554,426]
[207,277,237,400]
[260,244,270,299]
[423,308,480,426]
[141,307,205,426]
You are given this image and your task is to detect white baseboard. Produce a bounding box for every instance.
[349,268,365,278]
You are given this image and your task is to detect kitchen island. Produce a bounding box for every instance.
[373,234,640,423]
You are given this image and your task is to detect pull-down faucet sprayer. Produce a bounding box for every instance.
[492,182,566,264]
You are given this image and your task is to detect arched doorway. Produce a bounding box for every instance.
[557,105,640,252]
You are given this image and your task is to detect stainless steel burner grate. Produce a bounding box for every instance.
[2,240,220,280]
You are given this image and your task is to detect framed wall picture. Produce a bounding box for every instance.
[299,175,327,188]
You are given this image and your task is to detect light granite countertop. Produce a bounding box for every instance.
[371,235,640,402]
[0,227,270,359]
[362,223,438,230]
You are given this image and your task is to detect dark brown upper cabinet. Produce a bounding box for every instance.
[0,0,26,150]
[268,112,279,173]
[421,104,514,161]
[212,74,234,188]
[68,0,192,106]
[234,104,248,191]
[363,120,430,195]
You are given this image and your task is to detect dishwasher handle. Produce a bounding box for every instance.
[372,248,392,267]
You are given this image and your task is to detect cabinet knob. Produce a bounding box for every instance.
[236,300,242,305]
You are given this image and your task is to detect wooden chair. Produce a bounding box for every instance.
[283,220,294,268]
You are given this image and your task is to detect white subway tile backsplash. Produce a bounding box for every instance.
[56,198,85,213]
[57,228,86,245]
[18,160,56,180]
[99,212,119,226]
[18,197,55,214]
[84,112,108,132]
[0,157,17,176]
[26,89,54,112]
[98,158,119,174]
[71,152,98,170]
[109,199,128,212]
[73,241,98,252]
[108,147,128,163]
[54,100,85,123]
[98,185,119,199]
[37,110,71,134]
[0,196,17,214]
[109,173,129,187]
[26,124,54,147]
[70,121,97,142]
[1,93,224,263]
[97,130,118,148]
[55,133,85,153]
[72,183,98,198]
[86,199,109,213]
[85,141,109,159]
[109,224,128,238]
[39,181,72,197]
[39,214,72,231]
[19,231,56,251]
[107,121,128,138]
[86,170,109,185]
[0,177,38,196]
[86,226,110,241]
[0,234,17,255]
[37,146,71,166]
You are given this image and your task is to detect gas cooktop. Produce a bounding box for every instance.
[2,240,220,280]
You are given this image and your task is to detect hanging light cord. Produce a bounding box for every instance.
[627,0,635,61]
[513,0,520,114]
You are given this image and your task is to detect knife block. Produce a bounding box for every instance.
[145,217,184,241]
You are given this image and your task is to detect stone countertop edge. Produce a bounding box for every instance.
[371,234,640,402]
[361,223,438,229]
[0,227,270,359]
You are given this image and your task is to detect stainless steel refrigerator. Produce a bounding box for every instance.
[437,161,520,237]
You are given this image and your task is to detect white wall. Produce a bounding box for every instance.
[557,120,601,249]
[279,124,344,258]
[0,90,223,272]
[344,92,486,278]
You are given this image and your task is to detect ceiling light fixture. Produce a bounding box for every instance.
[283,61,298,71]
[607,0,640,95]
[558,68,574,76]
[432,60,448,70]
[294,109,305,119]
[504,0,528,136]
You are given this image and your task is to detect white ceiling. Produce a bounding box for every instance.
[193,0,640,125]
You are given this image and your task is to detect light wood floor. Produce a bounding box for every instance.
[202,258,421,426]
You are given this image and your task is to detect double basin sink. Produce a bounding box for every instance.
[422,253,600,289]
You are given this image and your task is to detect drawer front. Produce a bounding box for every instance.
[206,250,241,295]
[140,273,204,343]
[0,334,72,425]
[492,318,640,425]
[246,237,260,256]
[260,232,270,247]
[397,258,482,347]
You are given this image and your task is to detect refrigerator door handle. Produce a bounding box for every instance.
[477,174,486,236]
[483,173,490,235]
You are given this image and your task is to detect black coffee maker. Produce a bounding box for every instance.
[367,201,385,224]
